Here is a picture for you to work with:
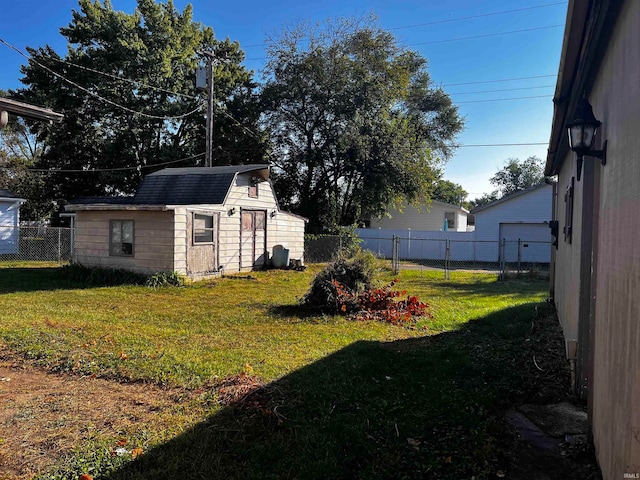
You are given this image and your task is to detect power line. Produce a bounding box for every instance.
[456,94,553,104]
[48,57,199,100]
[246,24,564,61]
[7,152,206,173]
[390,2,567,31]
[443,75,557,87]
[242,2,567,47]
[0,38,205,121]
[457,142,548,147]
[409,24,563,47]
[449,85,555,95]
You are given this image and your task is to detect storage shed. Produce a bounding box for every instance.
[0,188,25,254]
[65,165,307,278]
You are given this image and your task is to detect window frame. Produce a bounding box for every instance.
[444,211,456,230]
[109,219,135,257]
[193,213,216,245]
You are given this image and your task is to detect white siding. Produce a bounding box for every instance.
[0,199,21,254]
[473,185,553,242]
[371,201,469,232]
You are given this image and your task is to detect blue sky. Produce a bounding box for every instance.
[0,0,567,199]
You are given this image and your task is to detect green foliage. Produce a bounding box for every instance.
[432,178,468,207]
[145,271,186,288]
[13,0,267,215]
[302,249,376,312]
[489,156,546,197]
[261,15,463,231]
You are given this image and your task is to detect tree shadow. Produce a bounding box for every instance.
[102,301,576,480]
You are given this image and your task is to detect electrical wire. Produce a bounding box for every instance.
[449,85,555,95]
[47,57,199,100]
[455,94,553,104]
[0,38,205,120]
[242,2,567,47]
[11,152,205,173]
[443,74,557,86]
[245,24,564,61]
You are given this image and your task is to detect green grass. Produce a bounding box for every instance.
[0,261,552,479]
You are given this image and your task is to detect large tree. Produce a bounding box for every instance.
[468,156,545,209]
[13,0,266,212]
[261,16,463,232]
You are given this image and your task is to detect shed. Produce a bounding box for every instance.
[65,165,307,278]
[0,188,25,254]
[471,183,553,263]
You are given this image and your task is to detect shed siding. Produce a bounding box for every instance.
[73,210,175,274]
[0,200,21,254]
[583,3,640,477]
[371,201,468,232]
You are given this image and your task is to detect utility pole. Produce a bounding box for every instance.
[198,50,216,167]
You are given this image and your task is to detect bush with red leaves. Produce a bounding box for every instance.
[332,279,433,329]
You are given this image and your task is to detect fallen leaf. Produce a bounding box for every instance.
[496,470,505,478]
[119,351,129,360]
[79,474,93,480]
[131,447,144,459]
[407,438,421,448]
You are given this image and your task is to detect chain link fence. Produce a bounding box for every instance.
[0,225,73,263]
[361,235,551,279]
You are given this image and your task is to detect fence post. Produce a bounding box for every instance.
[58,228,62,263]
[445,239,451,280]
[517,238,522,273]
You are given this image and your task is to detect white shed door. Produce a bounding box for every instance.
[241,210,267,269]
[499,223,551,263]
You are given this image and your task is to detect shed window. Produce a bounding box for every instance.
[193,213,215,244]
[110,220,134,256]
[248,185,258,198]
[444,212,455,230]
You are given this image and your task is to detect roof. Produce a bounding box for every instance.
[470,183,552,214]
[0,188,25,202]
[66,164,271,209]
[0,97,64,124]
[545,1,624,176]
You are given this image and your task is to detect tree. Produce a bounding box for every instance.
[261,16,463,232]
[13,0,266,213]
[489,156,545,197]
[468,191,499,209]
[0,106,52,220]
[432,178,468,206]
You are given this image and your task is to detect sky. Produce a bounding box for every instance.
[0,0,567,200]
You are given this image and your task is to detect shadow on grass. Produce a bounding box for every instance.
[425,278,549,298]
[0,265,150,294]
[100,301,577,480]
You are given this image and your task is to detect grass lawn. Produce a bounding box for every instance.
[0,261,556,479]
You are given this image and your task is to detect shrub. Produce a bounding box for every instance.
[302,248,376,312]
[145,271,186,288]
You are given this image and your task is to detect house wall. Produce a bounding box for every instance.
[585,2,640,477]
[371,201,468,232]
[473,185,552,262]
[0,199,21,254]
[73,210,175,274]
[217,175,305,272]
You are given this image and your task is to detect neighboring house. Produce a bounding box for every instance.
[65,165,307,278]
[545,1,638,478]
[0,188,25,254]
[471,183,553,263]
[371,200,470,232]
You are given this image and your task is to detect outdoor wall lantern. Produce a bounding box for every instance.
[227,207,236,216]
[567,94,606,181]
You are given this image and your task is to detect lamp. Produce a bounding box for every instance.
[567,94,606,181]
[228,207,236,216]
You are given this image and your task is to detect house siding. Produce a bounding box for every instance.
[0,199,21,254]
[371,201,468,232]
[473,185,552,262]
[73,210,175,274]
[585,2,640,477]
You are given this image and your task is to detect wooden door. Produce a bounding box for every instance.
[241,210,267,269]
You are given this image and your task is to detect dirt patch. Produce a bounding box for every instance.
[0,350,187,480]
